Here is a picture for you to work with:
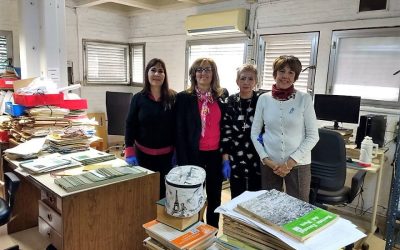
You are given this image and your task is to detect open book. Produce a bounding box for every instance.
[236,189,338,242]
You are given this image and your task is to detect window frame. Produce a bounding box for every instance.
[82,39,145,86]
[0,30,13,72]
[327,27,400,109]
[185,37,248,92]
[257,32,319,95]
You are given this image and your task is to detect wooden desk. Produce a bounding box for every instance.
[345,147,385,235]
[3,153,159,250]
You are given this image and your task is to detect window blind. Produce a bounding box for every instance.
[85,42,129,84]
[0,35,7,72]
[331,33,400,103]
[260,33,318,93]
[131,44,144,84]
[188,42,245,95]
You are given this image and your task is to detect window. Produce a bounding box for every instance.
[83,40,145,85]
[327,27,400,108]
[187,38,246,95]
[131,44,145,84]
[258,32,319,94]
[0,31,13,73]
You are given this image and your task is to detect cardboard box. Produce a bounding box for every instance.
[156,198,199,231]
[12,77,37,91]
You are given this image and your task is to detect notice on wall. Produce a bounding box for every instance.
[47,68,60,83]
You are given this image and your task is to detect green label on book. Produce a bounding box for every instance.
[282,208,337,238]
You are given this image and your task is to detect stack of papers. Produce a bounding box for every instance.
[4,137,46,160]
[215,190,366,250]
[18,153,81,174]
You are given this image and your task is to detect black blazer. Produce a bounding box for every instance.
[175,91,227,165]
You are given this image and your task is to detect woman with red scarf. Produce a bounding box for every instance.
[175,58,227,228]
[250,55,319,202]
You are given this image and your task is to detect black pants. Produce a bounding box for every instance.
[136,149,173,199]
[230,173,261,199]
[198,150,223,229]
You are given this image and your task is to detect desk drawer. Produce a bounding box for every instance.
[39,200,62,234]
[38,217,63,250]
[41,190,62,213]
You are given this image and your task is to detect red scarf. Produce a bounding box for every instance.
[272,84,295,100]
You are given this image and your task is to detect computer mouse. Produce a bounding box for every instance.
[346,157,353,163]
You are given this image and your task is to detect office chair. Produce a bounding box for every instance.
[105,91,133,156]
[309,128,366,207]
[0,172,20,250]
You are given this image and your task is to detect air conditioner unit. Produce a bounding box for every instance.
[185,8,248,36]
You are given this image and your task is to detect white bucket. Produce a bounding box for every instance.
[165,165,206,218]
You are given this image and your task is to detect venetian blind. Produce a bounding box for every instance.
[188,42,245,95]
[131,44,144,84]
[85,42,129,84]
[260,33,318,93]
[0,35,7,72]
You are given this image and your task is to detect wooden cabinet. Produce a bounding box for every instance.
[4,156,159,250]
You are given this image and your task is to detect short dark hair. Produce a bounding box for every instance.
[272,55,302,81]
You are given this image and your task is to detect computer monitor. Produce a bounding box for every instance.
[314,94,361,130]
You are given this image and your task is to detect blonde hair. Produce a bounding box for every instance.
[236,63,258,83]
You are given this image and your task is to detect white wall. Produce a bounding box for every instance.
[0,0,20,67]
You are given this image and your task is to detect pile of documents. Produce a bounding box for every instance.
[4,137,46,160]
[215,190,366,250]
[54,166,146,192]
[46,128,94,154]
[18,153,81,174]
[70,150,116,165]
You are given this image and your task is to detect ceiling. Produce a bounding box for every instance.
[74,0,231,14]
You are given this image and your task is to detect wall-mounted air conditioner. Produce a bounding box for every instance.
[185,8,248,36]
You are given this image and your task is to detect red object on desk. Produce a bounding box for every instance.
[0,130,9,142]
[59,99,88,110]
[0,78,16,89]
[357,162,371,167]
[13,93,64,107]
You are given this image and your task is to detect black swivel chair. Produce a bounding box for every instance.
[0,172,20,250]
[105,91,133,155]
[309,128,366,207]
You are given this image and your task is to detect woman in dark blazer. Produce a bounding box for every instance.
[175,57,227,229]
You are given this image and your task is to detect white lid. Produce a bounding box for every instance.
[165,165,206,186]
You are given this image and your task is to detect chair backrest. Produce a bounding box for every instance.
[311,128,347,191]
[0,172,20,225]
[105,91,133,136]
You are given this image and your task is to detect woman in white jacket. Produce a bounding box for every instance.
[250,55,319,202]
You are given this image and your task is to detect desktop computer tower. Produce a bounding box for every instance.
[355,115,387,148]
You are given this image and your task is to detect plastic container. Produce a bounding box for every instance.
[13,93,63,107]
[0,78,16,89]
[5,101,26,116]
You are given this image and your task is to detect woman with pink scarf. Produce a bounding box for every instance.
[175,58,227,229]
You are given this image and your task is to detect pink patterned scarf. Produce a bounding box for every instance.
[195,86,214,137]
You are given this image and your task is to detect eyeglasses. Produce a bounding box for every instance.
[195,67,212,73]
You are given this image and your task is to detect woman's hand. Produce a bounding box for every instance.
[273,158,297,177]
[262,157,278,171]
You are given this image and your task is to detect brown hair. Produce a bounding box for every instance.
[143,58,175,109]
[236,63,258,83]
[272,55,302,81]
[187,58,223,99]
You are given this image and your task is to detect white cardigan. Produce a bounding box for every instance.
[250,91,319,165]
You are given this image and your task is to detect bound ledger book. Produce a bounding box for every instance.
[236,189,338,242]
[156,198,199,231]
[54,166,146,192]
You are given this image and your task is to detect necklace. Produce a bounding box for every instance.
[238,94,253,131]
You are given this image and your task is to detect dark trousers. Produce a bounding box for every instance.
[230,173,261,199]
[198,150,223,228]
[136,149,173,199]
[261,164,311,202]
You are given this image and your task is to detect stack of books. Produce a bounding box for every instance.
[215,190,366,250]
[142,199,217,250]
[70,150,116,165]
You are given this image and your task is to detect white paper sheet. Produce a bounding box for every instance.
[215,190,366,250]
[4,137,46,156]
